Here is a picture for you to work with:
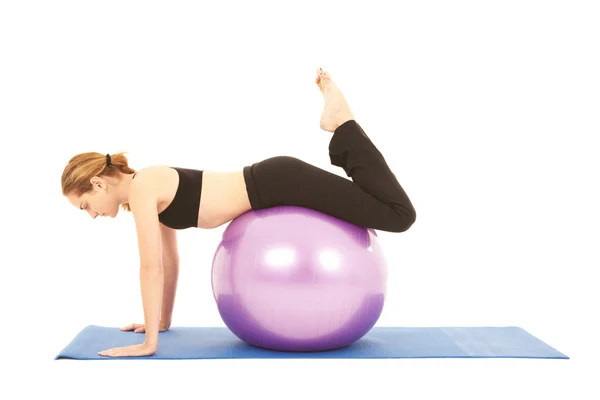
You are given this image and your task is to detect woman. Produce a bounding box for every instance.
[61,68,417,357]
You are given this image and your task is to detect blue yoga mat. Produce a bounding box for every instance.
[55,325,568,360]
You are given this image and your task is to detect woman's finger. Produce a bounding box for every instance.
[99,347,117,357]
[134,327,146,333]
[110,348,124,357]
[121,323,142,331]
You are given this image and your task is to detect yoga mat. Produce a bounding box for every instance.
[55,326,568,360]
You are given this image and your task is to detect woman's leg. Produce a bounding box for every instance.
[243,68,416,232]
[330,118,416,230]
[243,119,416,232]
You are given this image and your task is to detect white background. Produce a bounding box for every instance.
[1,0,598,398]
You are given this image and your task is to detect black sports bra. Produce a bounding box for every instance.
[132,167,203,230]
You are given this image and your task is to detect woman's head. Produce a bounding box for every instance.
[62,152,136,219]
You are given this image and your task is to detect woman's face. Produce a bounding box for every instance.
[67,176,120,219]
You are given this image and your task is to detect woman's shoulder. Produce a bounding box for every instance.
[129,165,178,192]
[129,165,180,206]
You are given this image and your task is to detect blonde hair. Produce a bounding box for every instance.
[61,152,136,211]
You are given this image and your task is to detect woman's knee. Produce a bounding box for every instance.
[389,207,417,232]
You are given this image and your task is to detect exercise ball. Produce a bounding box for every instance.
[211,205,388,352]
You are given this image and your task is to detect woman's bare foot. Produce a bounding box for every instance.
[315,68,356,132]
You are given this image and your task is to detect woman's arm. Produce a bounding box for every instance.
[159,224,180,328]
[129,179,164,350]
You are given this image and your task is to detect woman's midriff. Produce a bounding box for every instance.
[197,170,253,228]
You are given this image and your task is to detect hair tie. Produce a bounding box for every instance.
[106,153,112,167]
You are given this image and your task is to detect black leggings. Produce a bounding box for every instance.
[243,119,416,233]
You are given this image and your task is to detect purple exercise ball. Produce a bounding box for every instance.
[211,205,388,352]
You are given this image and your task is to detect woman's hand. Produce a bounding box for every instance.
[120,322,170,333]
[98,322,169,357]
[98,342,157,358]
